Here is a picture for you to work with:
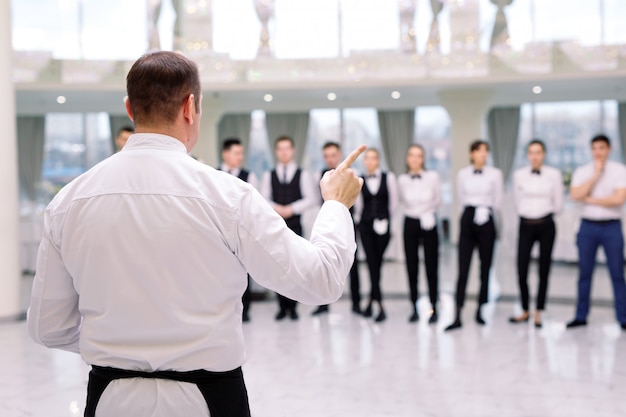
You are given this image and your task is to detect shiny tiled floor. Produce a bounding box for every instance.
[4,246,626,417]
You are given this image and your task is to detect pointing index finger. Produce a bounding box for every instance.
[336,145,367,171]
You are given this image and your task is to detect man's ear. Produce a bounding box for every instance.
[124,97,134,122]
[183,94,195,125]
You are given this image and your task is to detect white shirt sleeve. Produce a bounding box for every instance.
[236,189,355,304]
[290,170,318,215]
[27,214,82,353]
[456,169,465,214]
[386,172,399,218]
[431,172,442,213]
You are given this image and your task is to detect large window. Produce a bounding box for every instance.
[513,100,622,181]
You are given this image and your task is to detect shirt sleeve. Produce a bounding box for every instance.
[431,173,442,212]
[236,189,356,304]
[27,212,82,353]
[260,171,272,202]
[456,169,465,213]
[290,171,318,215]
[386,172,399,218]
[616,164,626,189]
[570,167,585,188]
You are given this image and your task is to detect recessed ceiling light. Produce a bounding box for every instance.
[391,91,401,99]
[263,94,273,102]
[327,92,337,101]
[56,95,67,104]
[532,86,542,94]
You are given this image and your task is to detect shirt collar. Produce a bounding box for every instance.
[366,168,381,178]
[122,133,188,154]
[220,163,240,175]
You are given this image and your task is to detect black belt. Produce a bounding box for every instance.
[520,214,553,225]
[85,365,250,417]
[582,218,620,225]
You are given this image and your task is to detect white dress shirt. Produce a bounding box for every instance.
[260,161,317,215]
[220,162,259,190]
[571,160,626,220]
[397,170,441,219]
[456,165,503,212]
[513,165,564,219]
[353,169,399,223]
[27,134,356,417]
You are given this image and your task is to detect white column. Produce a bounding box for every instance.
[0,1,22,319]
[194,96,225,167]
[439,89,493,243]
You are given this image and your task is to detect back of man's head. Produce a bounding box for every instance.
[126,51,201,126]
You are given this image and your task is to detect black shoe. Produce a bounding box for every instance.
[375,311,387,322]
[352,305,362,315]
[509,315,529,324]
[429,310,438,324]
[444,320,462,331]
[534,320,542,328]
[290,309,299,320]
[566,319,587,328]
[311,305,329,316]
[408,311,419,323]
[275,310,287,321]
[242,312,250,323]
[475,310,486,325]
[363,303,373,318]
[621,323,626,331]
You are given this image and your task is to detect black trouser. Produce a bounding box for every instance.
[359,219,391,302]
[242,274,252,316]
[403,217,439,310]
[517,215,556,311]
[277,217,302,312]
[456,207,496,307]
[85,365,250,417]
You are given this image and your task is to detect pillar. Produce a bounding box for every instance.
[0,1,22,319]
[439,89,493,243]
[194,95,225,166]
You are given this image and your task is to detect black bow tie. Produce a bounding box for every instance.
[473,169,483,175]
[366,174,377,179]
[531,169,541,175]
[411,174,421,179]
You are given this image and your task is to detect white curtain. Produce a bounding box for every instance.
[377,109,415,174]
[265,112,310,165]
[618,102,626,163]
[109,114,133,153]
[217,113,252,158]
[487,106,520,183]
[17,116,46,201]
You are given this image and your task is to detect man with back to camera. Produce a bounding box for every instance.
[27,51,365,417]
[114,125,134,152]
[260,135,318,320]
[311,141,362,316]
[220,137,259,322]
[567,134,626,330]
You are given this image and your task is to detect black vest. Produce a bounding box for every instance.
[271,168,302,229]
[361,172,389,221]
[218,167,250,183]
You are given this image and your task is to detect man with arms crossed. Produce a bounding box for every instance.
[27,51,365,417]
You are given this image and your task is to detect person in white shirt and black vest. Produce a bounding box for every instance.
[446,140,503,331]
[261,135,318,321]
[509,139,563,328]
[566,134,626,330]
[220,137,259,322]
[398,144,441,324]
[311,141,363,316]
[27,50,366,417]
[354,148,399,322]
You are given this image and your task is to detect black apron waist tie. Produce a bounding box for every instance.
[85,365,251,417]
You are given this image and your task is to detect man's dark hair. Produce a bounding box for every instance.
[275,135,294,148]
[470,140,489,153]
[591,134,611,147]
[126,51,201,126]
[527,139,546,152]
[322,141,340,151]
[117,126,134,136]
[222,137,242,151]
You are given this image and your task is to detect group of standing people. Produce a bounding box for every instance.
[220,133,626,331]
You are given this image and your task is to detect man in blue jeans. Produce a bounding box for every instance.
[567,134,626,330]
